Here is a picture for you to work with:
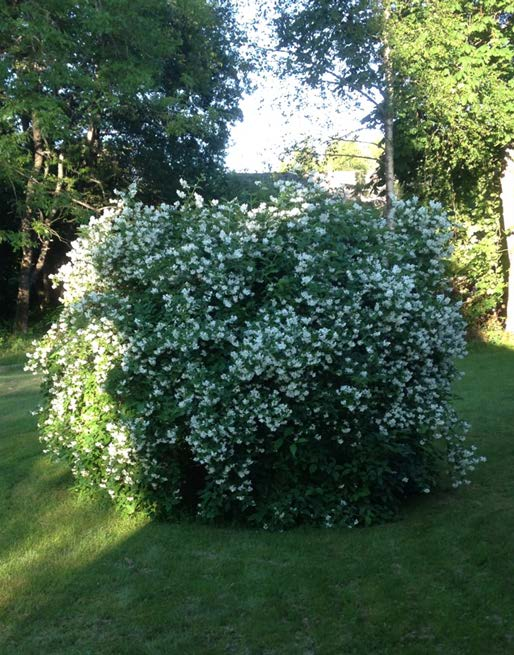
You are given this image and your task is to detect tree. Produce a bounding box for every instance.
[274,0,396,211]
[390,0,514,327]
[0,0,246,331]
[322,140,379,183]
[280,138,321,175]
[280,137,379,185]
[502,149,514,331]
[274,0,514,328]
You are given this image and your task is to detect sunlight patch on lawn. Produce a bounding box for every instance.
[0,488,148,612]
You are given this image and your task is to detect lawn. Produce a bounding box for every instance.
[0,343,513,655]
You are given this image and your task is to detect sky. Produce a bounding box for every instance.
[224,1,382,173]
[225,79,381,173]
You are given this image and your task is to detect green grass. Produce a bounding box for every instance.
[1,344,513,655]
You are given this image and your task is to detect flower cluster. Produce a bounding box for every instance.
[27,180,482,528]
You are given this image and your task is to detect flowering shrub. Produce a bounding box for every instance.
[28,181,482,528]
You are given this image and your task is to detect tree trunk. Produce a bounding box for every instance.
[382,1,395,221]
[501,148,514,333]
[31,152,64,294]
[383,90,395,216]
[14,216,34,333]
[14,114,44,333]
[31,237,51,291]
[41,271,53,309]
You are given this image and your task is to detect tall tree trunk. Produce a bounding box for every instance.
[382,2,395,221]
[14,215,34,333]
[383,88,395,216]
[31,237,52,292]
[31,152,64,294]
[501,148,514,333]
[14,114,44,333]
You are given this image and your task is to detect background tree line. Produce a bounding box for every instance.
[275,0,514,330]
[0,0,246,332]
[2,0,514,334]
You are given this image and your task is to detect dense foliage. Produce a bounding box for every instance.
[28,182,482,528]
[273,0,514,327]
[391,0,514,326]
[0,0,246,329]
[274,0,384,104]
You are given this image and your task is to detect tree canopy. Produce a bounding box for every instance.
[274,0,396,205]
[391,0,514,324]
[0,0,246,330]
[273,0,514,327]
[281,138,379,186]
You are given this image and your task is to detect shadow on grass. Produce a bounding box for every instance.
[1,343,514,654]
